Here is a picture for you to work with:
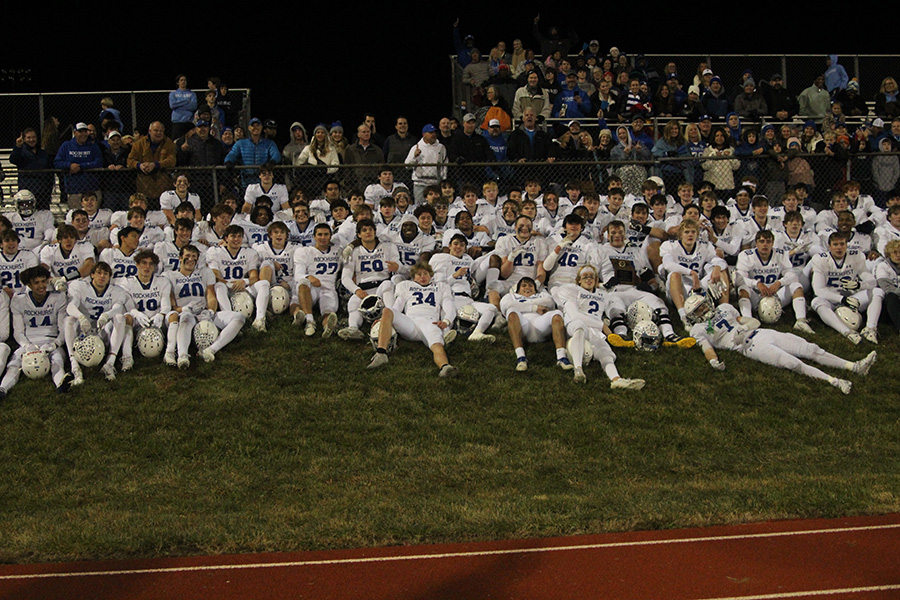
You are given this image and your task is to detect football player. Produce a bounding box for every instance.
[207,225,268,332]
[254,221,297,326]
[40,224,95,292]
[99,226,141,284]
[685,293,875,395]
[430,234,498,342]
[660,218,729,326]
[500,276,572,372]
[8,190,54,252]
[120,250,172,369]
[0,230,40,297]
[293,223,343,337]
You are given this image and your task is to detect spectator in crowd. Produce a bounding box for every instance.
[296,124,341,195]
[169,74,198,140]
[216,81,240,126]
[513,71,551,123]
[874,77,900,118]
[128,121,177,202]
[507,107,553,164]
[102,130,133,210]
[462,49,491,107]
[799,75,830,120]
[759,74,797,120]
[330,122,348,159]
[99,97,123,134]
[448,113,493,186]
[197,90,225,139]
[701,76,731,120]
[54,122,104,209]
[479,85,513,132]
[834,80,868,117]
[10,128,54,209]
[734,78,768,120]
[509,39,527,76]
[382,116,416,166]
[702,127,740,200]
[824,55,849,94]
[344,123,385,190]
[225,117,282,190]
[175,119,224,208]
[553,71,593,119]
[405,125,448,204]
[452,18,476,68]
[532,14,578,58]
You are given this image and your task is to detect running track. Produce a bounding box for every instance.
[1,513,897,599]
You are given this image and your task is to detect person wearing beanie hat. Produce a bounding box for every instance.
[734,77,768,120]
[834,78,869,117]
[329,121,348,159]
[701,76,731,119]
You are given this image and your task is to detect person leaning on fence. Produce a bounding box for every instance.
[54,122,104,209]
[405,124,448,205]
[127,122,177,202]
[224,117,282,190]
[10,127,54,210]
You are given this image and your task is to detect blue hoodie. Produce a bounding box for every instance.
[824,55,849,93]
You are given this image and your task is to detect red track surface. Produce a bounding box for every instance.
[1,514,898,599]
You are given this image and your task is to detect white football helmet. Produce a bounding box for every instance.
[14,189,36,217]
[369,320,398,353]
[835,305,862,331]
[566,338,593,366]
[359,295,385,322]
[633,320,662,352]
[626,300,654,329]
[456,304,480,336]
[230,291,254,319]
[684,293,713,324]
[193,320,220,350]
[269,286,290,314]
[73,334,105,367]
[137,327,164,358]
[22,350,50,379]
[757,296,783,324]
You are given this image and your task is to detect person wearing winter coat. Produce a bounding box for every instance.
[702,127,740,200]
[824,55,849,94]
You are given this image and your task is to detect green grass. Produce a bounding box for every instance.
[0,317,898,564]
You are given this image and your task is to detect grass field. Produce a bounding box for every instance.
[0,315,897,564]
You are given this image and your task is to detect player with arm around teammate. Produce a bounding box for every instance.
[368,262,459,378]
[64,261,131,383]
[120,250,172,369]
[735,229,812,333]
[685,293,875,395]
[501,276,573,372]
[0,266,74,398]
[553,265,646,388]
[293,223,343,337]
[163,244,245,367]
[810,232,883,344]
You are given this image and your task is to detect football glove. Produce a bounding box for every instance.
[840,276,860,292]
[39,342,57,354]
[842,296,861,310]
[709,359,726,371]
[97,313,111,329]
[78,315,92,333]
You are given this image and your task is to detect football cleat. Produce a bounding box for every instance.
[611,377,646,390]
[100,362,116,381]
[573,367,586,384]
[556,357,574,371]
[322,313,338,338]
[199,348,216,363]
[844,330,862,345]
[164,351,177,367]
[338,326,366,340]
[831,378,852,395]
[252,318,267,333]
[442,329,457,346]
[56,372,74,394]
[71,365,84,387]
[367,352,389,369]
[853,351,877,376]
[177,355,190,370]
[515,357,529,372]
[860,327,878,344]
[490,314,508,332]
[467,330,496,343]
[663,333,696,348]
[793,319,815,334]
[292,309,306,326]
[304,321,317,337]
[438,364,459,378]
[606,333,635,348]
[120,356,134,372]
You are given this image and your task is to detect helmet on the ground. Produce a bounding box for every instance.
[684,293,713,325]
[626,300,653,329]
[230,291,254,319]
[757,296,783,324]
[835,305,862,331]
[359,295,385,322]
[73,334,105,367]
[566,338,593,366]
[22,350,50,379]
[137,327,164,358]
[270,286,290,314]
[193,320,219,350]
[369,320,397,353]
[456,304,480,336]
[633,320,662,352]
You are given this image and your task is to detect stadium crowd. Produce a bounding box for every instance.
[1,29,898,395]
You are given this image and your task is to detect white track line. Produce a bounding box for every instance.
[693,584,900,599]
[1,523,898,581]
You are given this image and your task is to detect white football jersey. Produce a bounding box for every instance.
[254,241,298,285]
[68,279,131,321]
[394,279,454,321]
[294,244,343,289]
[159,190,201,213]
[120,274,172,317]
[39,244,94,281]
[0,250,39,293]
[342,242,400,292]
[207,246,261,281]
[495,234,547,283]
[12,289,67,342]
[8,211,55,251]
[736,248,793,287]
[98,247,139,282]
[546,234,598,288]
[165,267,216,308]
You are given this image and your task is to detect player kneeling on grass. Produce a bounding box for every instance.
[163,244,245,367]
[208,225,270,333]
[501,276,572,372]
[810,232,883,345]
[685,293,875,395]
[293,223,343,338]
[65,261,131,383]
[368,263,458,378]
[735,230,812,333]
[0,266,74,398]
[120,250,171,368]
[554,265,645,388]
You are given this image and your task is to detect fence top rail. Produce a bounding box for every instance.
[0,88,249,98]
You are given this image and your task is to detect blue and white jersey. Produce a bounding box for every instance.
[342,242,401,292]
[159,190,201,213]
[67,280,130,322]
[773,230,820,269]
[244,222,271,247]
[153,240,208,273]
[689,303,745,351]
[736,248,793,287]
[809,250,870,293]
[99,247,139,283]
[659,239,724,277]
[120,274,172,318]
[390,231,437,270]
[0,250,39,293]
[254,241,298,285]
[287,220,316,247]
[66,207,113,230]
[207,246,261,281]
[39,244,94,281]
[294,244,343,289]
[602,242,651,288]
[393,279,454,321]
[553,283,611,323]
[429,252,478,297]
[165,267,216,308]
[12,289,67,342]
[495,235,547,283]
[546,234,598,288]
[499,289,556,317]
[8,210,55,251]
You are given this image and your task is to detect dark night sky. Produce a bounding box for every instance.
[8,6,889,143]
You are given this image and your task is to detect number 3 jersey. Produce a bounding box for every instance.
[67,280,131,322]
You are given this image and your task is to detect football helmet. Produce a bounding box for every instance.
[757,296,783,324]
[22,350,50,379]
[456,304,480,336]
[626,300,653,329]
[684,293,713,325]
[230,291,254,319]
[359,295,385,322]
[369,320,398,353]
[566,338,593,366]
[14,189,36,217]
[269,286,290,314]
[73,334,105,367]
[632,320,662,352]
[835,305,862,331]
[137,327,164,358]
[193,320,220,350]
